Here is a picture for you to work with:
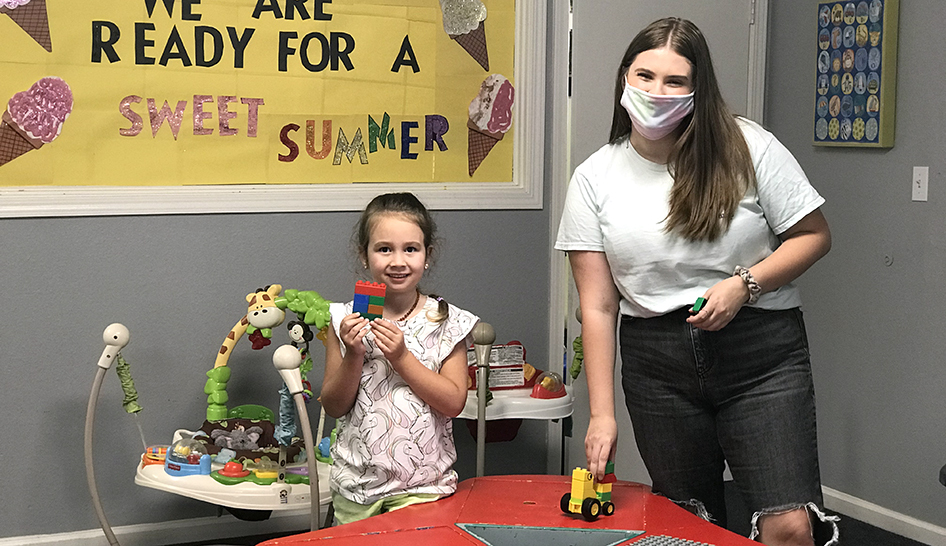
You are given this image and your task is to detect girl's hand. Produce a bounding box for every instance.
[585,415,618,481]
[685,276,749,331]
[368,318,408,368]
[338,312,369,358]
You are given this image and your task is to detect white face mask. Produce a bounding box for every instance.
[620,81,694,141]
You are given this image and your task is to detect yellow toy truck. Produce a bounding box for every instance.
[560,462,616,521]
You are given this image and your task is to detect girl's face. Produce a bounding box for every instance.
[366,213,428,294]
[626,46,693,96]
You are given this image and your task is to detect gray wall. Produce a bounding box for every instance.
[767,0,946,529]
[0,208,551,538]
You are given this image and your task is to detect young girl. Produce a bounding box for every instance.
[322,192,478,525]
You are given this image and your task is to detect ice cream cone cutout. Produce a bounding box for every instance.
[467,74,515,176]
[452,21,489,71]
[439,0,489,71]
[0,77,72,167]
[0,0,52,52]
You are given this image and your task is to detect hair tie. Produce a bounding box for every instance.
[435,296,444,302]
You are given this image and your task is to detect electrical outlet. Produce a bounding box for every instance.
[913,166,929,202]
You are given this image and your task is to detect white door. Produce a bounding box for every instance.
[561,0,767,484]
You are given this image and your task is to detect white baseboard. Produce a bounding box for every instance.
[824,486,946,546]
[0,510,312,546]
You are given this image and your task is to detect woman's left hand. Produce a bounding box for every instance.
[685,275,749,331]
[369,318,409,367]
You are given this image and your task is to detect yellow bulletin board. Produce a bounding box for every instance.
[0,0,546,216]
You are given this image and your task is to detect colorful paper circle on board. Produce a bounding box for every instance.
[817,96,829,117]
[866,94,880,115]
[840,118,852,140]
[856,1,869,23]
[816,118,829,140]
[869,23,882,46]
[829,118,840,139]
[829,95,841,117]
[833,4,845,25]
[867,72,880,94]
[819,29,831,49]
[844,2,856,24]
[820,5,832,26]
[853,94,867,115]
[843,26,856,48]
[855,48,868,71]
[865,117,878,140]
[852,117,865,140]
[832,50,843,72]
[856,24,869,47]
[841,73,854,94]
[831,27,843,49]
[868,48,881,70]
[843,49,855,71]
[854,72,867,94]
[869,0,883,22]
[840,95,853,117]
[818,51,830,73]
[818,74,830,95]
[831,73,841,93]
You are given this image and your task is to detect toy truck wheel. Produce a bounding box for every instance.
[602,501,615,516]
[581,498,601,521]
[560,493,572,514]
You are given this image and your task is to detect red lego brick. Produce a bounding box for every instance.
[355,280,387,298]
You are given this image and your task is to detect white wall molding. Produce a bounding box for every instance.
[746,0,769,123]
[0,512,309,546]
[544,0,571,476]
[824,486,946,546]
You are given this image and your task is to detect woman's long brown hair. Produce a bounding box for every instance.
[609,17,755,242]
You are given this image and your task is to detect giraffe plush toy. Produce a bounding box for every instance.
[215,284,287,369]
[205,284,287,421]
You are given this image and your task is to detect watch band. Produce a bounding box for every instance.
[733,265,762,305]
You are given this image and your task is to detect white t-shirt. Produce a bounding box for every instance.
[328,297,478,504]
[555,118,824,318]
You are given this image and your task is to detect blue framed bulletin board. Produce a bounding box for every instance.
[814,0,898,147]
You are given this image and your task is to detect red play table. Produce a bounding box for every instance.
[257,475,757,545]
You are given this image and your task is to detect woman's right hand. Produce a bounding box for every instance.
[568,250,622,481]
[338,312,369,359]
[585,414,618,481]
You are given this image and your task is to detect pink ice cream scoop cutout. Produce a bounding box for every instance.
[7,76,73,144]
[469,74,514,136]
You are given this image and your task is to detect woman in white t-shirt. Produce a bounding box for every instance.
[555,18,836,546]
